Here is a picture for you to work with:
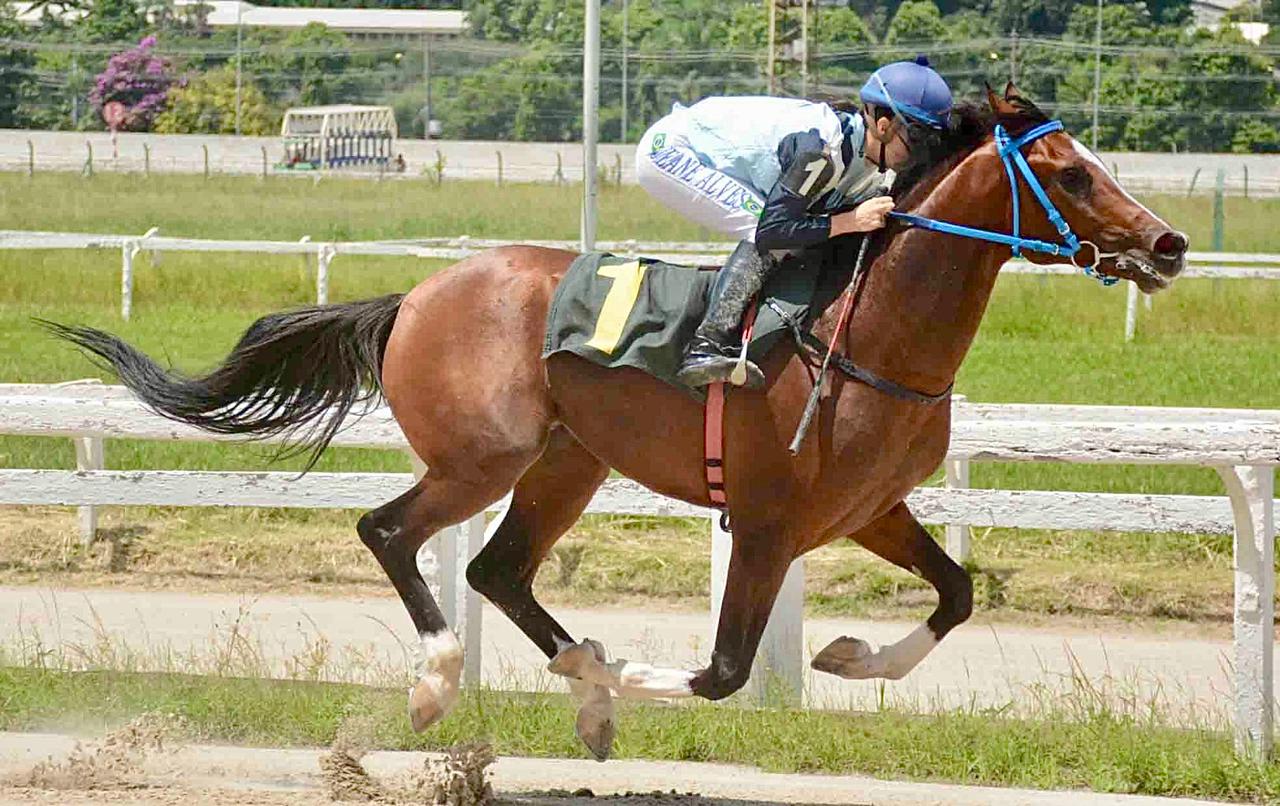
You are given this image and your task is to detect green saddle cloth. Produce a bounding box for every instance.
[542,251,823,400]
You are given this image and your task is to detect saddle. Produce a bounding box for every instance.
[542,250,826,401]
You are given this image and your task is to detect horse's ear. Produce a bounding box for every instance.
[1004,81,1022,101]
[986,81,1016,116]
[985,82,1003,113]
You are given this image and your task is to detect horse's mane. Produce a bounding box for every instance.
[802,91,1050,315]
[892,92,1049,208]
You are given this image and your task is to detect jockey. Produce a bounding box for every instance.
[635,56,953,388]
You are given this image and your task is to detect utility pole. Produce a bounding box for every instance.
[765,0,809,97]
[621,0,629,142]
[582,0,601,250]
[1091,0,1103,150]
[422,34,433,139]
[811,0,819,92]
[1009,27,1018,84]
[70,54,79,127]
[235,0,243,135]
[766,0,777,95]
[799,0,809,97]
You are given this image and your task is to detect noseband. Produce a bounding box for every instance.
[888,120,1119,287]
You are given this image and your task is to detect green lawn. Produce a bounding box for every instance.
[2,172,1276,491]
[0,172,1277,624]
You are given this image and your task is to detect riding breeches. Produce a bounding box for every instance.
[635,115,766,243]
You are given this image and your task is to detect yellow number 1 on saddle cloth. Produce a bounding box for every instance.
[585,260,647,356]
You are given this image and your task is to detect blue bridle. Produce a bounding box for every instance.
[887,120,1119,286]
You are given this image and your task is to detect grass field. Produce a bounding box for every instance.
[3,667,1278,802]
[1,172,1278,625]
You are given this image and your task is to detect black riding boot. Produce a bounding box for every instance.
[675,240,777,389]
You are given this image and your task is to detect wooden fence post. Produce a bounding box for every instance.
[298,236,313,277]
[1124,281,1140,342]
[27,140,34,178]
[316,244,336,305]
[944,457,971,561]
[711,515,804,706]
[1212,168,1226,252]
[120,239,141,320]
[74,436,104,547]
[1216,464,1275,759]
[140,226,160,269]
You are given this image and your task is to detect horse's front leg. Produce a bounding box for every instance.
[550,527,793,704]
[812,502,973,681]
[690,531,796,700]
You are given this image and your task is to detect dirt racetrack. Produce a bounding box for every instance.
[0,729,1229,806]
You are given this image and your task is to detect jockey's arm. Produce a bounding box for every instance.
[754,129,834,252]
[755,129,892,251]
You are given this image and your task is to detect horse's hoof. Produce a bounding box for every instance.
[811,636,876,679]
[548,638,607,679]
[408,672,458,733]
[575,701,616,762]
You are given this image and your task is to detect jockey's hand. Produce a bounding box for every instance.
[830,196,895,236]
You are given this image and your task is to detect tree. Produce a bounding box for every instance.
[81,0,148,43]
[886,0,947,45]
[0,5,36,128]
[155,66,275,134]
[1064,2,1162,45]
[1231,119,1280,153]
[1175,26,1275,151]
[847,0,903,39]
[268,23,352,105]
[89,35,176,131]
[466,0,582,44]
[813,6,878,86]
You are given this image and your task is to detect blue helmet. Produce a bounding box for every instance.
[860,55,952,130]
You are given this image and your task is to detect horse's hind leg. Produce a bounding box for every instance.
[811,502,973,681]
[370,246,560,731]
[465,428,608,658]
[464,428,619,758]
[358,460,534,732]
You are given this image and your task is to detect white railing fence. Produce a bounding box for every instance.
[0,383,1277,757]
[2,230,1277,340]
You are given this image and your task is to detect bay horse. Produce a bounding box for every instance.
[47,85,1187,759]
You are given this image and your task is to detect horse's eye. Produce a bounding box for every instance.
[1058,165,1092,197]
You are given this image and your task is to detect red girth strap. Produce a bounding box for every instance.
[703,301,758,525]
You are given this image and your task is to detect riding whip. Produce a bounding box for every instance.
[787,215,882,456]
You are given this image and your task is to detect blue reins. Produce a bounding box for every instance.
[887,120,1119,287]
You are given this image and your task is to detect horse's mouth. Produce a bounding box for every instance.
[1099,250,1180,294]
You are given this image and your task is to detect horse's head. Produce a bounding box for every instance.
[981,83,1188,292]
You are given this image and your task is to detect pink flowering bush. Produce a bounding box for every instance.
[89,35,176,131]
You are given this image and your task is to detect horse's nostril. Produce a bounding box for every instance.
[1154,231,1187,257]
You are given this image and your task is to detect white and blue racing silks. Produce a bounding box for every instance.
[642,96,887,251]
[647,147,763,215]
[676,97,875,201]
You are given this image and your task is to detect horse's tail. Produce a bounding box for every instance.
[39,293,405,471]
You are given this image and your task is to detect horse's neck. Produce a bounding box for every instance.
[825,153,1011,394]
